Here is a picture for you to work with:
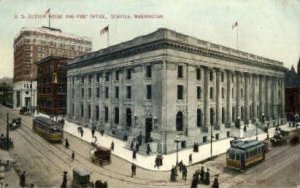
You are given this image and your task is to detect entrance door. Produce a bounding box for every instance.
[25,97,30,108]
[145,118,153,143]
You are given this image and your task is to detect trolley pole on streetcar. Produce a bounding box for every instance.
[6,112,9,151]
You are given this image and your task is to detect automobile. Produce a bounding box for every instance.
[9,117,21,130]
[19,107,30,115]
[71,168,94,188]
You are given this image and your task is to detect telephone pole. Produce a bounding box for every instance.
[6,112,9,151]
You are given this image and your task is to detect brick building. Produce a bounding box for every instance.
[13,26,92,109]
[36,56,70,116]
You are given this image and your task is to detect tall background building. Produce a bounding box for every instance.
[13,26,92,109]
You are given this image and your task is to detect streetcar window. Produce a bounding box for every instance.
[246,152,249,159]
[230,153,235,160]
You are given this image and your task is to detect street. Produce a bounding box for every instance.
[0,105,300,188]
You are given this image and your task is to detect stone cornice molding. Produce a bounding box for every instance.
[67,28,285,72]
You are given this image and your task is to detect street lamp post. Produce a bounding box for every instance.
[153,116,157,130]
[174,135,181,165]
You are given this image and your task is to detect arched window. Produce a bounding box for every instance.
[197,109,202,127]
[114,107,119,124]
[176,111,183,131]
[126,108,132,127]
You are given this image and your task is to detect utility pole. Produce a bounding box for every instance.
[6,112,9,151]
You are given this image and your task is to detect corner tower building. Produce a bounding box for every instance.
[13,26,92,109]
[67,28,286,154]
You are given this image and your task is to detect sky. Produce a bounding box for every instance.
[0,0,299,78]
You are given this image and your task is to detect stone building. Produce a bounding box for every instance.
[67,28,286,154]
[13,26,92,109]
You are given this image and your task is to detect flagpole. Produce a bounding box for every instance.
[48,10,51,27]
[107,25,109,47]
[236,24,239,50]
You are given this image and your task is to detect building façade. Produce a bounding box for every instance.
[36,56,70,117]
[66,28,286,154]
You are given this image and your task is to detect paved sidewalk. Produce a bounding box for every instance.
[33,112,294,171]
[63,120,294,171]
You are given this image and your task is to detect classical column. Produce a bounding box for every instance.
[271,77,275,119]
[259,75,264,119]
[236,72,241,121]
[265,76,269,120]
[203,67,209,132]
[252,74,257,121]
[281,78,285,118]
[216,68,221,129]
[245,73,249,124]
[226,70,232,127]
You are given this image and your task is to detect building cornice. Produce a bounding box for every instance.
[67,28,285,72]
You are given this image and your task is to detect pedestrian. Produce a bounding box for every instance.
[146,143,151,155]
[6,160,11,171]
[19,171,26,187]
[212,176,219,188]
[200,166,205,183]
[80,129,84,137]
[189,153,193,164]
[61,171,68,188]
[204,168,210,185]
[130,141,134,150]
[91,128,95,137]
[65,138,69,149]
[182,165,187,180]
[154,156,159,169]
[178,160,183,172]
[132,150,136,160]
[170,166,176,182]
[110,141,114,151]
[131,163,136,177]
[191,174,198,188]
[71,151,75,160]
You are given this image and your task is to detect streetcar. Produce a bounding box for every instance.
[32,116,63,143]
[226,139,267,171]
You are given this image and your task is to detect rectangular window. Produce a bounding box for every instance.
[115,70,119,81]
[227,131,230,138]
[81,88,84,98]
[88,105,91,119]
[197,86,201,99]
[81,76,84,84]
[72,104,74,115]
[105,72,109,81]
[95,106,99,120]
[88,75,92,83]
[196,68,201,80]
[215,133,219,140]
[126,86,131,99]
[147,85,152,99]
[88,88,91,98]
[221,72,224,82]
[105,87,109,98]
[96,87,100,98]
[210,71,213,81]
[203,136,207,143]
[127,69,132,80]
[115,86,119,98]
[105,106,108,122]
[210,87,213,99]
[81,104,84,117]
[146,65,152,78]
[222,88,225,99]
[177,65,183,78]
[96,73,101,82]
[177,85,183,100]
